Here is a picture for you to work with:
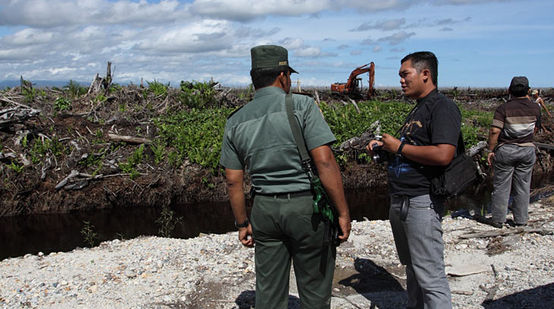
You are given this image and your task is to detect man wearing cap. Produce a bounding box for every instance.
[220,45,351,308]
[487,76,541,228]
[531,89,552,118]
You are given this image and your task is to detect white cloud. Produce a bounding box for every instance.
[442,0,511,4]
[136,20,233,54]
[294,46,322,57]
[189,0,331,21]
[350,18,406,32]
[279,38,306,50]
[0,0,546,87]
[48,67,76,75]
[337,0,413,11]
[0,0,188,27]
[377,31,415,45]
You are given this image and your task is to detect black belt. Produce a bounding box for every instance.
[256,190,312,199]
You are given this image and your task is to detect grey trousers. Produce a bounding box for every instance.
[250,193,335,309]
[491,144,536,225]
[389,194,452,309]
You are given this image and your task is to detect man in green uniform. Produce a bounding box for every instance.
[220,45,351,308]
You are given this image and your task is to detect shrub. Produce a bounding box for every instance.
[54,97,72,111]
[178,80,217,109]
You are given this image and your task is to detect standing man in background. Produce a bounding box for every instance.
[368,51,458,308]
[220,45,351,308]
[487,77,540,228]
[531,89,551,118]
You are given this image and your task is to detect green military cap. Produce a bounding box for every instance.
[251,45,298,73]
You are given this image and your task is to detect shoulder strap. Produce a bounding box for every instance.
[284,93,311,165]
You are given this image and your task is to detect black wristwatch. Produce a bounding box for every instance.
[396,141,406,156]
[235,218,249,229]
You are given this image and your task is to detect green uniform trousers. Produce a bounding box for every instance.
[250,193,336,309]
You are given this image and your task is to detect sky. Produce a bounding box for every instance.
[0,0,553,88]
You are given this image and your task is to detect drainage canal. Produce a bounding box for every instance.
[1,173,552,260]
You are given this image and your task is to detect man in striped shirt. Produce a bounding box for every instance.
[487,76,541,228]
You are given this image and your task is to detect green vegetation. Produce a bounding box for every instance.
[118,144,145,179]
[146,80,169,98]
[149,98,487,173]
[7,162,24,173]
[459,106,493,147]
[29,137,66,164]
[150,141,166,165]
[22,86,37,103]
[79,151,105,176]
[321,100,412,145]
[156,206,183,237]
[155,107,233,172]
[81,221,98,247]
[54,97,72,111]
[178,80,217,108]
[64,80,87,98]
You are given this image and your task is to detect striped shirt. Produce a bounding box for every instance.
[492,97,541,145]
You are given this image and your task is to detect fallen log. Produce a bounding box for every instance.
[459,227,553,239]
[535,142,554,151]
[108,133,152,145]
[55,169,140,191]
[0,105,40,128]
[467,141,487,157]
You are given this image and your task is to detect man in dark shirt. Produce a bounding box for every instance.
[369,51,459,308]
[487,76,540,228]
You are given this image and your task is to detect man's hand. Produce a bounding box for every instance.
[337,215,351,242]
[380,133,402,153]
[366,134,401,154]
[487,152,495,166]
[366,139,383,153]
[238,224,254,247]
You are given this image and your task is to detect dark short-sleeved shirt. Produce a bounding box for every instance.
[492,97,541,146]
[388,89,461,197]
[220,86,336,194]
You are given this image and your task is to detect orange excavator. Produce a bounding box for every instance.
[331,62,375,99]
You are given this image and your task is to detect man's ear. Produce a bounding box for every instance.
[422,69,431,83]
[278,72,287,87]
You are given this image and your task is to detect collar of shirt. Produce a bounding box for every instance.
[416,88,438,105]
[253,86,287,99]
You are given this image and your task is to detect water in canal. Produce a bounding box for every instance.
[1,173,552,260]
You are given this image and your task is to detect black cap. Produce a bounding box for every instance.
[509,76,529,93]
[250,45,298,73]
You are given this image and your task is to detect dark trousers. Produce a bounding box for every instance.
[250,193,335,309]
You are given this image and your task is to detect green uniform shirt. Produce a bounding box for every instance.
[220,86,336,194]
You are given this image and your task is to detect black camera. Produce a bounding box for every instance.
[371,136,388,163]
[371,144,388,163]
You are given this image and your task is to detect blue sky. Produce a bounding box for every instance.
[0,0,552,88]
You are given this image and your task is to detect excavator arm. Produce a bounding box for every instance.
[331,62,375,98]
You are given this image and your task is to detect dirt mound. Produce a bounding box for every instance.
[1,83,553,216]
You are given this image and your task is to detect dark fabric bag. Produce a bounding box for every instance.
[430,134,478,198]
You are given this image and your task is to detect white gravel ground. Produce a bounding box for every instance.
[1,197,552,309]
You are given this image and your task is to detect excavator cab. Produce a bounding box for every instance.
[331,62,375,99]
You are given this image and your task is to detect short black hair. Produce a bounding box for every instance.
[401,51,438,86]
[250,68,288,89]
